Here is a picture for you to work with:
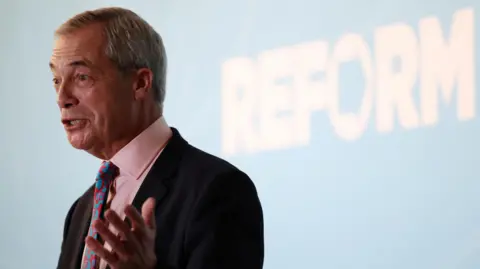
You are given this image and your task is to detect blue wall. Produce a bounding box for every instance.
[0,0,479,268]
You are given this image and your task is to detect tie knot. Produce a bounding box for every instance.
[95,161,119,186]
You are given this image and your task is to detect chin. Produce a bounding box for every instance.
[67,133,94,151]
[68,139,93,151]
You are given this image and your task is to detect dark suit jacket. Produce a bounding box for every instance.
[56,128,264,269]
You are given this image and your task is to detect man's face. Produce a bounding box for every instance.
[50,24,135,156]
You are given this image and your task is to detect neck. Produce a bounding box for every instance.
[91,105,162,160]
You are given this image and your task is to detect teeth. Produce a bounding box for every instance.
[70,120,81,125]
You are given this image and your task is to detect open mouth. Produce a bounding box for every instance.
[67,120,81,126]
[62,119,87,129]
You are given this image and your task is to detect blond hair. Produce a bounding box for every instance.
[55,7,167,108]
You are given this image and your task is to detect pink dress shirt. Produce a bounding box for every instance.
[80,116,172,269]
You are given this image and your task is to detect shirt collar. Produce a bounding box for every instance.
[109,116,172,179]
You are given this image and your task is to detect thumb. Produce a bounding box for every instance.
[142,197,156,229]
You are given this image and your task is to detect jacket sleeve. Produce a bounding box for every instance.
[184,170,264,269]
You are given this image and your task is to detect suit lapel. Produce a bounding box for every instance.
[105,128,188,269]
[131,127,188,212]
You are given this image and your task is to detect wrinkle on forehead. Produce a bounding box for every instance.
[50,27,106,71]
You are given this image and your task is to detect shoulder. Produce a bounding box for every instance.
[174,143,257,198]
[61,184,94,237]
[181,143,247,179]
[164,127,248,183]
[69,184,95,215]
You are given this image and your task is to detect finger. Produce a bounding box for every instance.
[92,220,130,261]
[106,209,143,251]
[142,197,156,229]
[85,236,118,266]
[125,204,147,232]
[105,210,130,235]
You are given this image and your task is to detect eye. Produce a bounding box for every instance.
[52,78,61,90]
[77,74,89,81]
[75,73,94,87]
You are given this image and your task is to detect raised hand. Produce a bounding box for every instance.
[85,197,157,269]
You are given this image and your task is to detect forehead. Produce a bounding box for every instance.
[50,24,107,70]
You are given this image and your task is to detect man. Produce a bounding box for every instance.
[52,7,264,269]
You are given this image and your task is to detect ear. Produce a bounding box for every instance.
[132,68,154,100]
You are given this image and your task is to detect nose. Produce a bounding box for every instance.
[56,82,79,109]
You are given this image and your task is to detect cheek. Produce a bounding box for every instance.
[83,100,109,132]
[92,100,124,131]
[86,84,132,129]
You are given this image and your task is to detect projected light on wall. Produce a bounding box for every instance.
[220,7,475,156]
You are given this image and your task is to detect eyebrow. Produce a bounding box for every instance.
[49,59,93,70]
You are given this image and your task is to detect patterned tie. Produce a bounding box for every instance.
[82,161,119,269]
